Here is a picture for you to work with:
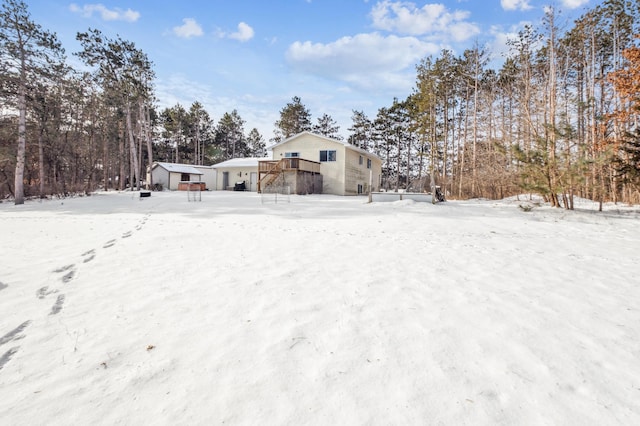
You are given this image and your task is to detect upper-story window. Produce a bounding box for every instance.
[320,150,336,162]
[367,158,372,169]
[359,155,363,165]
[284,152,300,158]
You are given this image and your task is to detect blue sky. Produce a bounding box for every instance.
[26,0,601,140]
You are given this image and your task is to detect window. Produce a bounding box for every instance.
[367,158,372,169]
[319,150,336,162]
[285,152,299,158]
[359,155,363,165]
[181,173,190,182]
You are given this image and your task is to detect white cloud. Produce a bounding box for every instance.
[228,22,255,42]
[286,32,439,92]
[500,0,533,11]
[69,3,140,22]
[217,22,255,42]
[370,0,480,40]
[559,0,589,8]
[173,18,204,39]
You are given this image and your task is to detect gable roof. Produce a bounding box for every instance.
[268,131,381,160]
[211,157,264,169]
[153,162,204,175]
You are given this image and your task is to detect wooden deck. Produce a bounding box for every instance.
[258,158,321,193]
[258,158,320,174]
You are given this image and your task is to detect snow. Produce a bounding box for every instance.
[211,157,266,168]
[1,191,639,425]
[154,162,207,175]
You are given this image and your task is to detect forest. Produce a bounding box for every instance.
[2,0,640,208]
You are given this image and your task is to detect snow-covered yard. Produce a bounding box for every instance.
[1,191,639,425]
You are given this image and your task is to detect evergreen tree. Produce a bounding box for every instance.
[159,104,188,163]
[246,128,266,157]
[76,28,155,190]
[616,128,640,187]
[272,96,312,143]
[373,106,395,189]
[188,101,214,165]
[348,110,372,150]
[215,110,247,159]
[312,113,342,140]
[0,0,65,204]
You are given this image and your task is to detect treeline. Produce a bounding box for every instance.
[2,0,640,207]
[351,1,640,207]
[0,0,268,203]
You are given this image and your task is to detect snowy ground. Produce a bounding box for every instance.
[1,190,639,425]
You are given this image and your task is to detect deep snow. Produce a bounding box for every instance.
[1,190,639,425]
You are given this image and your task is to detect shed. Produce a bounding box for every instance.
[147,162,215,191]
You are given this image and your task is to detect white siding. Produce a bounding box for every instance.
[270,133,382,195]
[194,166,216,190]
[271,133,347,195]
[213,167,257,191]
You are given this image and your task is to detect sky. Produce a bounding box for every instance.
[24,0,602,142]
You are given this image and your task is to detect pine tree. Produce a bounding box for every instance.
[215,110,246,159]
[312,113,342,140]
[76,28,155,191]
[348,110,372,150]
[271,96,312,143]
[246,128,266,157]
[0,0,64,204]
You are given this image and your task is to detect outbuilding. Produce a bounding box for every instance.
[211,158,263,191]
[147,162,216,191]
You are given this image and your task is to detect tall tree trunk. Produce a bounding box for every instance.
[472,54,479,198]
[14,71,27,205]
[144,103,154,188]
[548,8,559,207]
[395,130,401,191]
[119,121,126,190]
[126,102,139,190]
[38,127,45,197]
[103,125,109,190]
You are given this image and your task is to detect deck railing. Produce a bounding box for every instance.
[258,158,320,174]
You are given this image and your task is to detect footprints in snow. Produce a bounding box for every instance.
[0,347,19,371]
[50,295,65,315]
[0,321,31,346]
[101,215,148,248]
[103,239,116,249]
[53,264,76,284]
[0,214,151,372]
[52,264,75,283]
[36,286,57,299]
[46,214,149,311]
[0,320,31,371]
[82,249,95,263]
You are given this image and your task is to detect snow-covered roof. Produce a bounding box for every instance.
[267,131,381,160]
[212,157,266,169]
[154,162,204,175]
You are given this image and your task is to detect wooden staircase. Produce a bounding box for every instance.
[258,157,322,193]
[258,159,286,193]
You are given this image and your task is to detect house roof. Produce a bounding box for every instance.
[153,162,204,175]
[211,157,265,169]
[267,131,381,160]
